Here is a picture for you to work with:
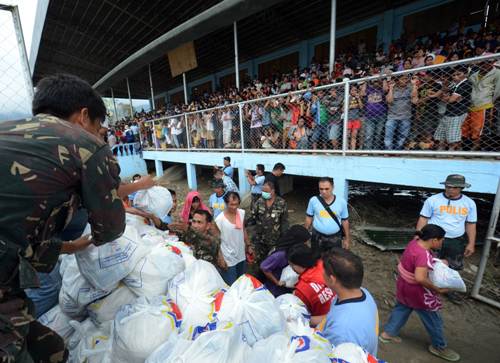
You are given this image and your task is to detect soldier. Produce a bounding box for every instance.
[148,209,227,271]
[0,74,126,363]
[248,181,289,265]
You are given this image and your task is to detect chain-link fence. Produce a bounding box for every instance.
[0,4,33,122]
[141,53,500,156]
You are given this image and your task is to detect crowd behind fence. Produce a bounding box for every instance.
[138,54,500,156]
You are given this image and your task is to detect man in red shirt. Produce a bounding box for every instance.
[288,244,335,326]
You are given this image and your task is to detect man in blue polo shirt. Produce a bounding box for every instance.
[223,156,234,179]
[305,177,351,252]
[320,248,379,356]
[209,179,226,219]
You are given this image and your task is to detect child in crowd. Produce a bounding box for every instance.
[179,191,210,225]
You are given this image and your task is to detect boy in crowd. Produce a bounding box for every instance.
[209,180,226,219]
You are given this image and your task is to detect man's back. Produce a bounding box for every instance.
[0,114,125,253]
[322,288,379,356]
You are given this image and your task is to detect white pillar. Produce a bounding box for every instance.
[155,160,164,177]
[329,0,337,76]
[110,87,118,123]
[334,178,349,201]
[183,73,188,104]
[186,163,197,190]
[148,64,155,110]
[234,21,240,90]
[126,77,133,117]
[238,167,250,196]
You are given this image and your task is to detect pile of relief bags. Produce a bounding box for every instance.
[37,186,387,363]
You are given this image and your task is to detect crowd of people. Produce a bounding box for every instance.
[107,22,500,153]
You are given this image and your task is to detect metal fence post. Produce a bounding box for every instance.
[151,121,158,151]
[238,103,245,153]
[471,178,500,309]
[184,114,191,150]
[341,80,350,156]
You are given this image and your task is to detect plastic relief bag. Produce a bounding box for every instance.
[38,304,77,342]
[75,224,150,291]
[59,255,111,319]
[217,274,285,346]
[280,265,299,288]
[330,342,387,363]
[67,319,112,363]
[133,186,173,221]
[429,258,466,292]
[124,244,185,297]
[246,332,332,363]
[157,324,250,363]
[87,283,137,324]
[167,260,227,335]
[275,293,311,323]
[111,296,182,363]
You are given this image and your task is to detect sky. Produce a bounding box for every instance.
[0,0,38,120]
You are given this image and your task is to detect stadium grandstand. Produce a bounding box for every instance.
[1,1,500,362]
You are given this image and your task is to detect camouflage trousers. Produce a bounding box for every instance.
[0,295,67,363]
[253,241,275,267]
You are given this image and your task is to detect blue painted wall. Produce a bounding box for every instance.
[116,154,148,178]
[152,0,451,104]
[142,151,500,196]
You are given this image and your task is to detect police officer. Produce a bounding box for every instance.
[248,181,289,265]
[0,74,126,362]
[304,177,351,253]
[416,174,477,303]
[208,179,226,219]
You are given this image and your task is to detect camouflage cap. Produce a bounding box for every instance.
[440,174,471,188]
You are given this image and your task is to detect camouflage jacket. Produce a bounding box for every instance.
[249,196,289,248]
[181,228,221,266]
[0,114,125,292]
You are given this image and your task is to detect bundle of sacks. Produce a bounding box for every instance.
[36,186,386,362]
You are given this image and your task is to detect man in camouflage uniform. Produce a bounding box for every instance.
[0,74,126,362]
[247,180,289,265]
[150,208,226,271]
[180,210,227,271]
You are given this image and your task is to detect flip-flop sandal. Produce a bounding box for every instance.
[379,334,402,344]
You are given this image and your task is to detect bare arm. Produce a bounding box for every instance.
[386,85,394,104]
[464,223,476,257]
[310,315,326,327]
[416,216,429,231]
[304,216,313,230]
[414,266,447,294]
[117,175,155,198]
[262,269,282,286]
[342,219,351,249]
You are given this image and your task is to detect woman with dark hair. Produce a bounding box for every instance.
[288,243,335,326]
[260,225,311,297]
[380,224,460,362]
[215,192,251,285]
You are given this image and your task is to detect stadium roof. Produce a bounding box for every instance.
[33,0,414,99]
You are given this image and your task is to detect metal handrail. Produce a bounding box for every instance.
[137,53,500,156]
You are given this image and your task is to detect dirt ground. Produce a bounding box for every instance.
[155,170,500,363]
